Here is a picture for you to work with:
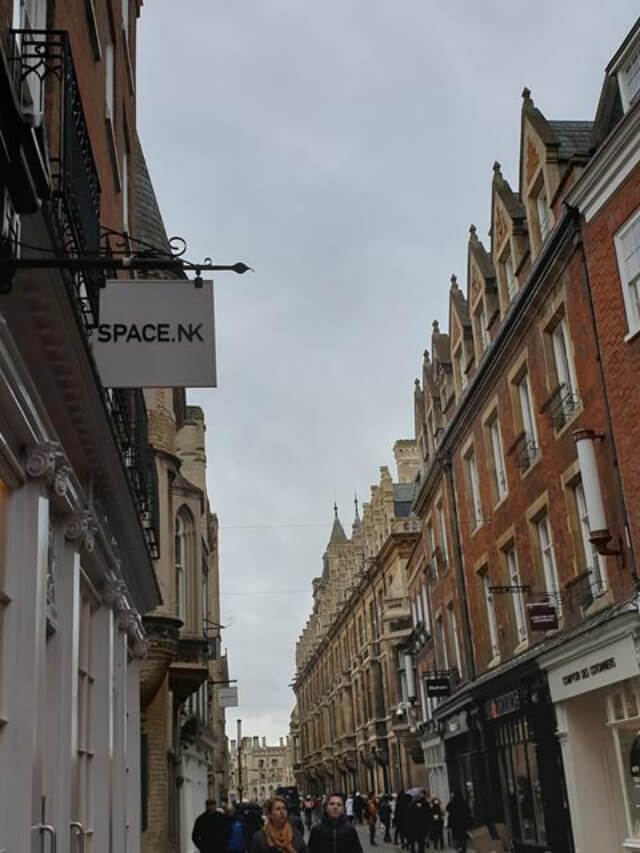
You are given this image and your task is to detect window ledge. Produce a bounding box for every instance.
[493,493,509,513]
[623,840,640,850]
[553,401,583,438]
[512,639,529,656]
[520,453,541,480]
[584,587,613,616]
[487,654,501,670]
[624,326,640,344]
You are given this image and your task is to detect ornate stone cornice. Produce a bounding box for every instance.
[26,441,72,497]
[64,509,98,552]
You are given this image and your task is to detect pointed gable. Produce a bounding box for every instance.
[449,274,473,398]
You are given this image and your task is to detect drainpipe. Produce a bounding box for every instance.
[442,454,476,680]
[572,215,638,583]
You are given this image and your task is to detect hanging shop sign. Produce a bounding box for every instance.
[92,279,216,387]
[426,677,451,698]
[485,689,521,720]
[527,602,558,632]
[548,633,640,702]
[217,686,239,708]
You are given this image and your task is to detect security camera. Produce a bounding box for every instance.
[396,707,405,719]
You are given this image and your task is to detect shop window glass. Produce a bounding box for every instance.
[617,726,640,838]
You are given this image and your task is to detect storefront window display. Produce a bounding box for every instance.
[494,714,547,847]
[608,677,640,840]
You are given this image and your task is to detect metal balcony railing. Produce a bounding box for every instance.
[104,389,160,560]
[541,382,580,429]
[7,29,102,332]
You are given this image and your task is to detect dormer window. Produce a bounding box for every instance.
[536,185,551,241]
[474,302,489,355]
[620,42,640,110]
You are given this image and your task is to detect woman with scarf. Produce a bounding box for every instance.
[308,793,363,853]
[250,797,307,853]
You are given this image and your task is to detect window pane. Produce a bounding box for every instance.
[618,727,640,838]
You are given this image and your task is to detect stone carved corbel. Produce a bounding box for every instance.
[118,608,138,633]
[64,509,98,552]
[26,441,72,497]
[131,636,149,660]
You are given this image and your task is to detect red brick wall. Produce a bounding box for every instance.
[451,240,632,676]
[51,0,137,234]
[581,161,640,565]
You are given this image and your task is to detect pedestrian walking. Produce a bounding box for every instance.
[407,791,432,853]
[429,798,444,851]
[228,806,250,853]
[378,796,392,843]
[308,793,363,853]
[345,794,355,824]
[354,793,365,825]
[192,799,231,853]
[393,790,410,848]
[250,796,307,853]
[446,791,471,853]
[304,797,314,832]
[364,793,377,846]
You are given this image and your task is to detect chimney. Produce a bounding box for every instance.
[262,737,266,748]
[393,440,420,483]
[279,737,284,747]
[253,737,259,748]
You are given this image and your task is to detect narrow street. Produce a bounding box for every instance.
[324,822,458,853]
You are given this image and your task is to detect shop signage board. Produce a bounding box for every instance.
[426,677,451,698]
[93,279,217,387]
[548,633,640,702]
[485,689,521,720]
[217,686,239,708]
[527,602,558,631]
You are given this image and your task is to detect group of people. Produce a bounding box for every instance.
[391,790,471,852]
[192,789,472,853]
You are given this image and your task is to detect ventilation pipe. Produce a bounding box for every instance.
[574,428,621,556]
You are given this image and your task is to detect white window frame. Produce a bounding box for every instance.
[474,302,490,354]
[455,347,467,391]
[618,40,640,111]
[489,417,508,502]
[420,582,430,633]
[537,515,561,615]
[503,251,516,302]
[505,547,527,645]
[465,448,483,530]
[447,603,463,676]
[518,374,538,463]
[437,615,448,670]
[482,573,500,662]
[175,515,187,623]
[105,36,115,120]
[575,481,606,593]
[121,149,129,233]
[426,520,437,579]
[614,208,640,338]
[537,185,551,240]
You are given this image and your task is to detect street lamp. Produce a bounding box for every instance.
[237,719,243,803]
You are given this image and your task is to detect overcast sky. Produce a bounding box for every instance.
[137,2,639,744]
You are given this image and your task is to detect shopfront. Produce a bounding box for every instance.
[422,726,450,805]
[541,605,640,853]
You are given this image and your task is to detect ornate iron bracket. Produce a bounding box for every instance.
[0,226,253,290]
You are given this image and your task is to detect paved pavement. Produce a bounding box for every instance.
[305,821,458,853]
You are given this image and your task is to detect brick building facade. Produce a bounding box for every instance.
[399,16,640,853]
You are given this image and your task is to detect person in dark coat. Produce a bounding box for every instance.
[407,791,432,853]
[308,793,364,853]
[393,791,410,848]
[353,793,365,825]
[446,792,471,853]
[429,798,444,850]
[378,796,392,843]
[250,796,307,853]
[192,799,231,853]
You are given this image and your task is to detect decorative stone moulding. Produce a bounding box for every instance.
[64,509,98,552]
[102,577,127,606]
[26,440,72,497]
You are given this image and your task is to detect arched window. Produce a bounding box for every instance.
[175,513,189,623]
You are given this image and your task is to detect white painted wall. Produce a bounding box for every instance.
[557,690,627,853]
[180,747,209,853]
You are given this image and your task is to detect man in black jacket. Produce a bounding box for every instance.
[192,799,231,853]
[308,794,364,853]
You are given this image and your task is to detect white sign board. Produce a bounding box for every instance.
[548,634,639,702]
[92,279,216,387]
[218,686,239,708]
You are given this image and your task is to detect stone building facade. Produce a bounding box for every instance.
[0,1,159,852]
[134,151,230,853]
[229,736,295,803]
[294,443,428,796]
[399,16,640,853]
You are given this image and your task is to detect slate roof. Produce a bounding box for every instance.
[548,120,594,159]
[135,138,171,252]
[394,482,418,517]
